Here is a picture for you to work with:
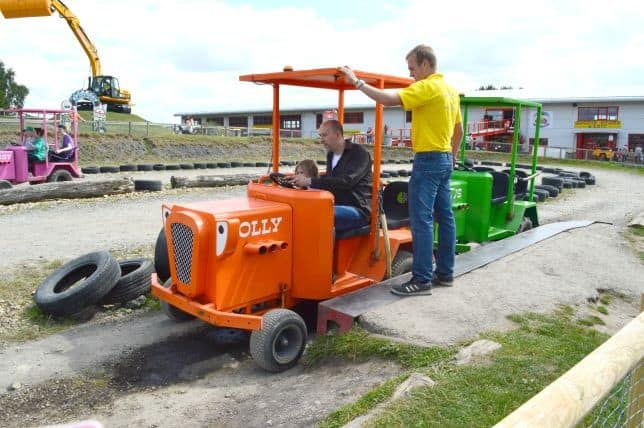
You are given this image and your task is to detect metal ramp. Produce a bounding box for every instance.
[317,220,596,334]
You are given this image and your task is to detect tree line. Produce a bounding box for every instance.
[0,60,29,109]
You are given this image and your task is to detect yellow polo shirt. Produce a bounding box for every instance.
[399,73,461,153]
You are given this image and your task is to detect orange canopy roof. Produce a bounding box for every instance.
[239,67,413,90]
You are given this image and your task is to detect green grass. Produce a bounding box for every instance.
[596,305,609,315]
[312,309,608,427]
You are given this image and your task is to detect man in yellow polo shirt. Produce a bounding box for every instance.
[339,44,463,296]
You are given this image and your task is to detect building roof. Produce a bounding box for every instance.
[175,91,644,117]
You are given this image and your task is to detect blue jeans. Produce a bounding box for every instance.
[409,152,455,282]
[334,205,368,231]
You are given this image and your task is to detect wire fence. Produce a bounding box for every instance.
[580,359,643,428]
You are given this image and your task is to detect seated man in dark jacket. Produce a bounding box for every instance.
[290,119,372,231]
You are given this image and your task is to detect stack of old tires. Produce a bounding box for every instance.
[537,169,596,200]
[34,251,154,319]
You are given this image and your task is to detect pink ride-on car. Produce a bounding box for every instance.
[0,108,83,188]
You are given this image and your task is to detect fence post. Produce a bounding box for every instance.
[626,294,644,428]
[128,121,132,136]
[146,121,150,137]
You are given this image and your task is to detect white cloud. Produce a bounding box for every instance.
[1,0,643,123]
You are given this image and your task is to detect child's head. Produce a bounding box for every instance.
[295,159,319,179]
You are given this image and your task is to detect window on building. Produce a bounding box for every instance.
[228,116,248,127]
[529,138,548,146]
[253,115,272,126]
[281,114,301,129]
[406,111,412,123]
[316,113,323,129]
[206,116,224,126]
[578,106,619,121]
[344,111,364,124]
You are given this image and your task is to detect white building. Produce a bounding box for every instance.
[176,92,644,157]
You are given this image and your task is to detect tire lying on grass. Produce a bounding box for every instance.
[99,258,154,305]
[153,164,166,171]
[81,166,100,174]
[99,165,120,173]
[34,251,121,317]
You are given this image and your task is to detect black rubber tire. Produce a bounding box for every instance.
[562,180,574,189]
[391,250,413,277]
[256,162,269,167]
[193,163,207,169]
[0,180,12,190]
[542,176,564,188]
[81,166,100,174]
[397,169,408,177]
[99,258,154,305]
[217,162,231,168]
[179,163,194,170]
[153,164,166,171]
[134,180,163,191]
[154,228,171,283]
[99,166,120,173]
[46,169,73,183]
[535,184,560,197]
[579,171,592,178]
[380,172,391,178]
[119,164,137,172]
[34,251,120,317]
[481,160,504,166]
[584,175,596,185]
[518,217,533,233]
[533,188,550,200]
[558,171,579,178]
[316,160,326,165]
[250,309,307,372]
[137,164,154,171]
[160,278,194,321]
[230,161,243,167]
[542,167,558,173]
[165,164,181,170]
[572,179,586,188]
[242,162,254,167]
[206,162,218,169]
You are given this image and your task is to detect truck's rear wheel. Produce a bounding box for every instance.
[391,250,413,277]
[47,169,73,182]
[154,228,170,283]
[0,180,12,189]
[160,279,194,321]
[250,309,307,372]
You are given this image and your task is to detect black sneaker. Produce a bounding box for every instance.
[390,278,432,296]
[432,273,454,287]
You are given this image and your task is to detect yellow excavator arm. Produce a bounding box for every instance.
[0,0,132,112]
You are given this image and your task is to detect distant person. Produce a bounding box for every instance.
[366,127,374,144]
[22,126,36,147]
[636,145,643,164]
[27,127,47,167]
[49,124,76,162]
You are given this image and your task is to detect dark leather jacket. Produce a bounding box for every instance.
[310,141,373,220]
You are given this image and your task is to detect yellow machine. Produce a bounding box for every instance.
[0,0,133,113]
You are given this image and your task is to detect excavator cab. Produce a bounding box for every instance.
[91,76,119,99]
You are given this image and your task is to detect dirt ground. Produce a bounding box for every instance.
[0,162,642,428]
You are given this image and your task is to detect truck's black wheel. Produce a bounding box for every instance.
[47,169,73,182]
[160,279,194,321]
[99,258,154,305]
[250,309,307,372]
[34,251,120,317]
[154,228,171,283]
[391,250,413,277]
[0,180,12,189]
[518,217,533,233]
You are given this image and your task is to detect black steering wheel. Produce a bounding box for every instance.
[269,172,296,189]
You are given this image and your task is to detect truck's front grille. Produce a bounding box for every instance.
[170,223,194,284]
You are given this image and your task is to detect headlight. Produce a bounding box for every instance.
[216,221,228,256]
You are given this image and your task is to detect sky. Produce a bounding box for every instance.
[1,0,643,123]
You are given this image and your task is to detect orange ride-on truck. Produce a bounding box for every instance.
[151,68,416,372]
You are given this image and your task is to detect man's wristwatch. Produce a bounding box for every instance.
[354,79,365,89]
